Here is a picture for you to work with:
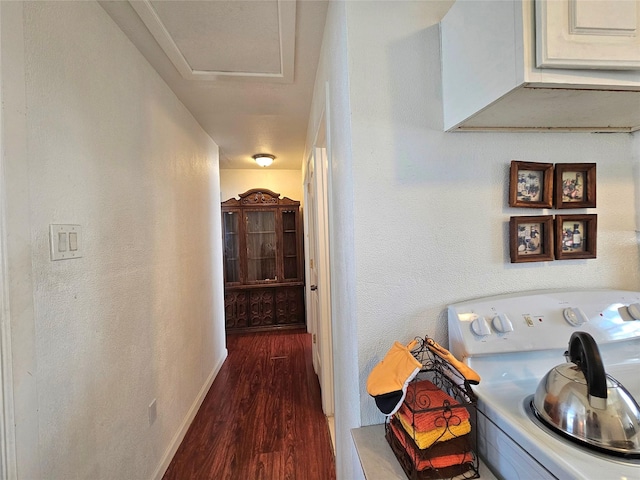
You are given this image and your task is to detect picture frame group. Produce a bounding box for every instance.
[509,161,596,209]
[509,214,597,263]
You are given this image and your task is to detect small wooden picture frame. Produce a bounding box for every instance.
[555,214,597,260]
[509,161,553,208]
[554,163,596,209]
[509,216,554,263]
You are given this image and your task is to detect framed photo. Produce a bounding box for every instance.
[554,163,596,209]
[509,161,553,208]
[509,216,554,263]
[555,214,597,260]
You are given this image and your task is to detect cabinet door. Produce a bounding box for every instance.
[245,210,278,283]
[536,0,640,69]
[249,289,275,327]
[224,291,248,329]
[275,287,305,325]
[222,209,242,285]
[281,209,302,281]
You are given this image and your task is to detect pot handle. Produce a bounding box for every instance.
[568,332,607,407]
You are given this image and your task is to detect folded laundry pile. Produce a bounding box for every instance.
[388,379,473,476]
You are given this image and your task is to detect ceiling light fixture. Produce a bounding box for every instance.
[253,153,275,167]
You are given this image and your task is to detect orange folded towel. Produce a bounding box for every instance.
[400,379,470,432]
[389,418,473,471]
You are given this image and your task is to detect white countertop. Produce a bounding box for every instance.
[351,424,498,480]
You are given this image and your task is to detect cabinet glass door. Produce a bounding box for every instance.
[245,211,277,282]
[281,210,299,280]
[223,211,240,283]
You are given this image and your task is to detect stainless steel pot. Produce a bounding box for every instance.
[531,331,640,457]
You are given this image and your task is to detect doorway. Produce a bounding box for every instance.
[303,110,335,450]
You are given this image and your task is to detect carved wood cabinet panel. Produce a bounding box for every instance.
[275,287,305,325]
[249,289,275,328]
[224,290,248,329]
[222,189,305,333]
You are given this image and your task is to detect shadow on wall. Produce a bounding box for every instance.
[388,25,445,185]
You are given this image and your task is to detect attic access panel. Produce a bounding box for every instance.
[130,0,295,82]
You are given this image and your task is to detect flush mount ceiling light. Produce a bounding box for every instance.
[253,153,275,167]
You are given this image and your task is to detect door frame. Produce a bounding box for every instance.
[303,156,321,373]
[0,3,18,476]
[303,106,334,417]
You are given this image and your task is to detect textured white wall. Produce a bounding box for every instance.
[307,2,640,478]
[3,2,226,479]
[219,169,303,204]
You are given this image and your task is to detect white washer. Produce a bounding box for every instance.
[448,289,640,480]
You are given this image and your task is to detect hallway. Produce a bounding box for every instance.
[162,330,336,479]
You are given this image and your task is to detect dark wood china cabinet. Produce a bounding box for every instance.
[221,189,305,333]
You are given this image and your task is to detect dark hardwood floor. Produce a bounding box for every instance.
[162,329,336,480]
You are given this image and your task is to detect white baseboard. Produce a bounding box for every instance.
[326,415,336,456]
[152,349,228,480]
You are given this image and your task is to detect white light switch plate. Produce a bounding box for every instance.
[50,224,82,261]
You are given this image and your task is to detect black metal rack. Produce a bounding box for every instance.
[385,336,479,480]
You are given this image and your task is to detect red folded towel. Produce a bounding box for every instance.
[400,379,470,432]
[390,417,472,459]
[389,418,473,471]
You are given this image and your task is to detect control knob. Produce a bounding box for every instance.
[470,315,491,337]
[626,303,640,320]
[563,307,589,326]
[492,313,514,333]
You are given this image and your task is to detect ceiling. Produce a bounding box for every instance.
[100,0,329,170]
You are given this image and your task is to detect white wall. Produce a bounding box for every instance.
[219,169,303,205]
[1,2,226,479]
[307,2,640,478]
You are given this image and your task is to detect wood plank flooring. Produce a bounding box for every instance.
[162,330,336,480]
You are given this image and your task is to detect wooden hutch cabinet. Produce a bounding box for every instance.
[221,189,305,333]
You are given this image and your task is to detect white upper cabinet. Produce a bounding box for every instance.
[440,0,640,132]
[537,0,640,70]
